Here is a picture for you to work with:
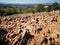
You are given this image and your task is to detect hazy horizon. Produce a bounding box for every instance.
[0,0,60,4]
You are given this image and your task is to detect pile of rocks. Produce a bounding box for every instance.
[0,11,60,45]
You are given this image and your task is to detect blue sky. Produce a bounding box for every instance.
[0,0,60,4]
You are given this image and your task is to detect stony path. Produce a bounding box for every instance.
[0,11,60,45]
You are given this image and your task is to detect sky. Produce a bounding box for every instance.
[0,0,60,4]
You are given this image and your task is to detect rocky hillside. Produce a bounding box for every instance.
[0,11,60,45]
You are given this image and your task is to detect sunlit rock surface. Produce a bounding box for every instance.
[0,11,60,45]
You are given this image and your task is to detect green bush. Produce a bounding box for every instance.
[36,4,44,12]
[48,2,60,11]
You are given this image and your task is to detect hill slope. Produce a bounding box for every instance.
[0,11,60,45]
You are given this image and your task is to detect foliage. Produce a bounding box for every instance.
[48,2,60,11]
[0,2,60,16]
[36,4,44,12]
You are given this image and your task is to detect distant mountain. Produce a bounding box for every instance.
[0,3,38,8]
[0,3,60,8]
[43,3,52,6]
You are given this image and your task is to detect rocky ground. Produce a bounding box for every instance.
[0,11,60,45]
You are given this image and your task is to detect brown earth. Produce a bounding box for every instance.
[0,11,60,45]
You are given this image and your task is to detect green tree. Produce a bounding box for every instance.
[36,4,44,12]
[48,2,60,11]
